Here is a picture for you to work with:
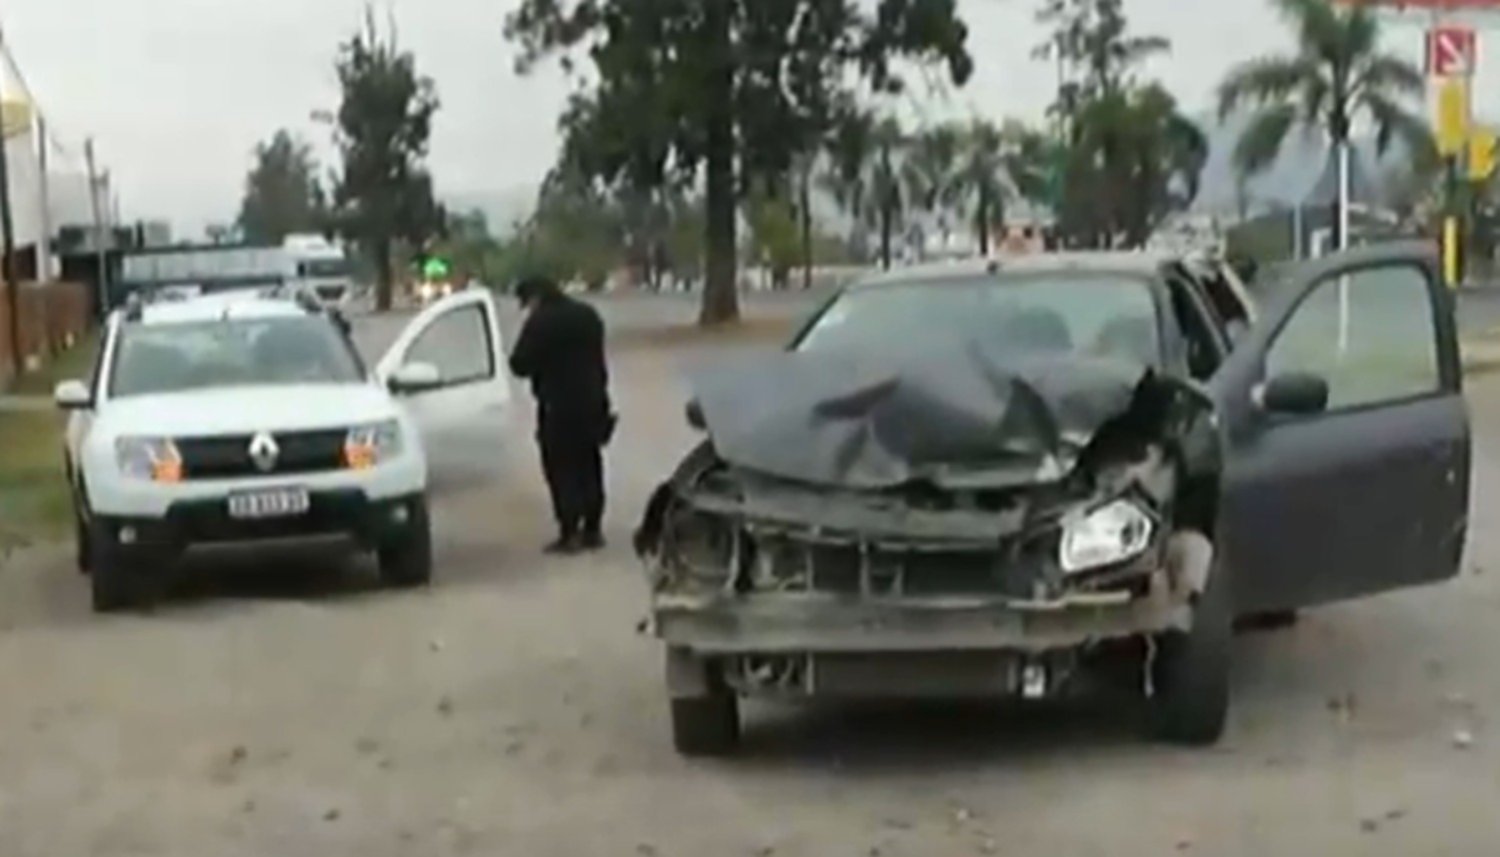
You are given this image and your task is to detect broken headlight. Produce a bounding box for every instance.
[1058,499,1155,575]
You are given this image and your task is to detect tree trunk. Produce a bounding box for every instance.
[800,167,813,290]
[879,201,893,270]
[699,0,739,325]
[976,187,991,256]
[374,236,394,313]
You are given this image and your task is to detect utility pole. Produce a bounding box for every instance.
[0,30,20,380]
[85,138,107,315]
[36,113,51,282]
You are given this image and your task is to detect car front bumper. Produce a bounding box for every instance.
[94,490,425,558]
[652,536,1215,700]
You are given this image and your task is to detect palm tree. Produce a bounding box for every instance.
[868,118,907,269]
[821,112,907,269]
[1217,0,1429,250]
[902,125,962,256]
[954,120,1054,255]
[822,111,875,262]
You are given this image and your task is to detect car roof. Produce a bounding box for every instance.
[123,290,311,326]
[848,252,1183,290]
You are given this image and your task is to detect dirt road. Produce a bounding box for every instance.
[3,296,1500,855]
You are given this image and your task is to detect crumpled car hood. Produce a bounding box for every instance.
[688,341,1155,490]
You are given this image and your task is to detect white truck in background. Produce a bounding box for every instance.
[282,234,356,308]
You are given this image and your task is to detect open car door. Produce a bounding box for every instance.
[1212,241,1470,614]
[376,289,513,494]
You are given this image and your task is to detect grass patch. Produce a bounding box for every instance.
[8,329,100,396]
[0,409,71,551]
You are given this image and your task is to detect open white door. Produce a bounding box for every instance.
[376,289,513,494]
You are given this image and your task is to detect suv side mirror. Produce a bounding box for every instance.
[1256,372,1329,416]
[388,361,442,395]
[54,379,92,410]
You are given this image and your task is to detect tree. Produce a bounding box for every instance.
[330,9,443,312]
[237,130,327,244]
[869,118,907,269]
[902,125,962,253]
[1036,0,1205,248]
[950,119,1054,255]
[1217,0,1429,250]
[506,0,973,325]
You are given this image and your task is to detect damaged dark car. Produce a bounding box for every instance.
[636,243,1470,756]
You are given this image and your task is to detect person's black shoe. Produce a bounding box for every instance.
[544,535,580,555]
[579,531,606,551]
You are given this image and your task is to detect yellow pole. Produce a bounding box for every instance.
[1444,216,1460,288]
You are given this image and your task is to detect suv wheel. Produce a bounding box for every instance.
[378,499,433,588]
[88,520,144,613]
[1146,532,1230,746]
[74,506,92,575]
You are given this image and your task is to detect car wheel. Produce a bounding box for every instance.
[74,505,92,575]
[1146,532,1230,746]
[378,499,433,588]
[670,692,740,757]
[88,520,143,613]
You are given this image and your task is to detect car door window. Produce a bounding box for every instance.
[403,304,495,387]
[1266,265,1439,410]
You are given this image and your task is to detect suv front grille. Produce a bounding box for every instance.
[177,429,347,479]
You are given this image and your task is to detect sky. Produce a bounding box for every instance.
[0,0,1463,236]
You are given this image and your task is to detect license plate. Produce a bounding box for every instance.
[227,487,311,520]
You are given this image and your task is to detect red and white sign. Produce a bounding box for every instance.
[1428,26,1479,77]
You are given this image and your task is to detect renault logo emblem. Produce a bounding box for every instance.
[248,432,280,473]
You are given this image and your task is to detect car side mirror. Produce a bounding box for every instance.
[685,398,706,431]
[54,379,92,410]
[1255,372,1329,416]
[388,361,442,395]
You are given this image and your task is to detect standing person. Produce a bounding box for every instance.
[509,276,615,554]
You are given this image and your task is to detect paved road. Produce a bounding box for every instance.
[2,290,1500,854]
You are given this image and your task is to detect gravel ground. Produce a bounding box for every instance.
[2,292,1500,855]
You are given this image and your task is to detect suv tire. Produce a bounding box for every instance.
[1146,532,1230,746]
[378,499,433,588]
[89,520,143,613]
[74,506,92,575]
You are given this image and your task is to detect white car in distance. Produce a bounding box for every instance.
[54,288,512,612]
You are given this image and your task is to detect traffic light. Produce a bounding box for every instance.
[1470,128,1498,182]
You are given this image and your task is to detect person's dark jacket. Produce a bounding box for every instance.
[509,293,613,438]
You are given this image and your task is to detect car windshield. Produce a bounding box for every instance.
[795,272,1162,365]
[108,315,364,398]
[297,258,351,278]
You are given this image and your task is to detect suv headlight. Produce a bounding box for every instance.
[1058,499,1155,574]
[343,420,403,470]
[115,436,183,482]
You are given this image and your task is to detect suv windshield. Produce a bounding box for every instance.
[109,315,364,398]
[796,273,1162,365]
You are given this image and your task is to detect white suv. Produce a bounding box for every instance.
[54,287,513,612]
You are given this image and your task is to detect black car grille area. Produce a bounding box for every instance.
[177,430,346,479]
[751,537,1045,598]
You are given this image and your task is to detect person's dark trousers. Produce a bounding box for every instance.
[538,420,606,542]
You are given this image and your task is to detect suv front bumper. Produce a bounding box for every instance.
[94,490,424,559]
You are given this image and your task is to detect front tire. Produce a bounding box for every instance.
[74,506,92,575]
[88,520,144,613]
[670,693,740,757]
[1146,532,1230,746]
[378,499,433,588]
